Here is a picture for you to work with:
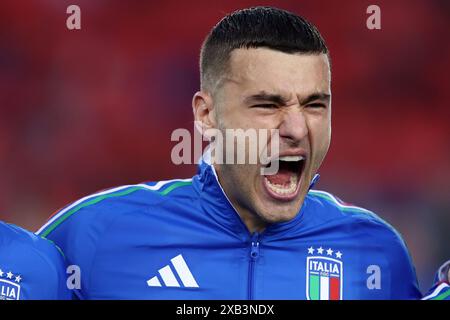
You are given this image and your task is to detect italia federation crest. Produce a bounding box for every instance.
[306,246,343,300]
[0,269,22,300]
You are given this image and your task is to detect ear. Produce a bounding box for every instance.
[192,91,217,136]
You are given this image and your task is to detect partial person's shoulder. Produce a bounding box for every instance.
[1,221,60,258]
[0,221,70,299]
[306,189,404,243]
[37,178,195,239]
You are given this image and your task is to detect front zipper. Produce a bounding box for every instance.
[248,232,260,300]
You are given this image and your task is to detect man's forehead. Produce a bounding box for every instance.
[224,48,330,95]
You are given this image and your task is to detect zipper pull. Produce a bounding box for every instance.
[250,233,260,260]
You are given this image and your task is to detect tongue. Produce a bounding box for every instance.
[265,168,293,185]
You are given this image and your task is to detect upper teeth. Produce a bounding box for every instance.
[278,156,304,162]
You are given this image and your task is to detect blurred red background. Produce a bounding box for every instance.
[0,0,448,293]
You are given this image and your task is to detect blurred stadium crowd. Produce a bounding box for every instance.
[0,0,448,292]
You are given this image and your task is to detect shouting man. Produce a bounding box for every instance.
[37,6,449,300]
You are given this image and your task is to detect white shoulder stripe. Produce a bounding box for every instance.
[422,282,449,300]
[309,190,373,214]
[36,178,192,235]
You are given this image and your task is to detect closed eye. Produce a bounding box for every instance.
[306,103,327,109]
[252,104,278,109]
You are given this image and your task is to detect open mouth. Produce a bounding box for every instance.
[262,155,305,201]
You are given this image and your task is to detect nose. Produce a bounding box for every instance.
[278,107,308,145]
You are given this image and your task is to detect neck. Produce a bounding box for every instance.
[236,209,267,234]
[211,164,266,234]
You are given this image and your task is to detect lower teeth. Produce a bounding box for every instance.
[265,175,298,195]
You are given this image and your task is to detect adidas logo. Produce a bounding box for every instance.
[147,254,199,288]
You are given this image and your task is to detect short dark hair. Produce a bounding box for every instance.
[200,6,329,92]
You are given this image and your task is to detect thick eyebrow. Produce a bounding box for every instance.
[299,92,331,105]
[244,92,289,106]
